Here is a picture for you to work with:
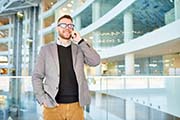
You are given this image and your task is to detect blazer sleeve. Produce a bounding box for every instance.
[78,40,101,66]
[32,46,46,105]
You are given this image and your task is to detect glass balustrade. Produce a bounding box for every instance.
[87,76,180,120]
[0,76,180,120]
[0,76,42,120]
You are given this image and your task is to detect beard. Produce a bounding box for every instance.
[59,30,72,40]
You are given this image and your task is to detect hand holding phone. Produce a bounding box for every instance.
[71,31,82,43]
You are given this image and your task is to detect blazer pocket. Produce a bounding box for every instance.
[43,94,56,108]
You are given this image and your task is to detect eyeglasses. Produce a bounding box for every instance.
[57,23,75,29]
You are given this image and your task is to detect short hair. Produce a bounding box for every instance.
[57,15,73,23]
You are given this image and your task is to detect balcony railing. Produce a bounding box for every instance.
[87,76,180,120]
[0,76,180,120]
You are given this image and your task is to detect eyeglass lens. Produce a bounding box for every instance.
[57,23,74,29]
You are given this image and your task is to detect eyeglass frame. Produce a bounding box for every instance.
[57,23,75,29]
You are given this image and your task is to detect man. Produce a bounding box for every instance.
[32,15,100,120]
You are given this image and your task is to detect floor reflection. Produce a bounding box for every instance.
[1,90,180,120]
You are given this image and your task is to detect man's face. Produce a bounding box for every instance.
[57,18,74,40]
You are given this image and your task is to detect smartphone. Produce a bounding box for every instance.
[71,31,77,39]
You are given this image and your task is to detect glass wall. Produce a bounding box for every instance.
[82,0,176,49]
[163,53,180,75]
[101,53,180,76]
[74,0,122,30]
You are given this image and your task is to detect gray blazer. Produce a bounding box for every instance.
[32,41,100,107]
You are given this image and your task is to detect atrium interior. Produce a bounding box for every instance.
[0,0,180,120]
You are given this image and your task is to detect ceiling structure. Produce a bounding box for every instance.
[42,0,57,11]
[0,0,41,54]
[0,0,40,16]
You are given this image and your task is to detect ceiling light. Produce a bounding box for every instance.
[89,36,93,39]
[164,59,170,62]
[0,56,7,61]
[27,38,33,44]
[135,64,140,67]
[118,65,124,68]
[17,11,24,18]
[149,64,157,67]
[165,64,169,67]
[67,3,72,7]
[71,1,74,4]
[62,8,67,11]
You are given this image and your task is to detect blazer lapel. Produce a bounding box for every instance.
[50,43,59,74]
[71,43,78,68]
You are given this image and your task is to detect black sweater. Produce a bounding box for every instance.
[55,45,79,103]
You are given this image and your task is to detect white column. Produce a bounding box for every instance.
[125,54,135,75]
[139,58,149,75]
[125,100,135,120]
[175,0,180,20]
[92,1,102,105]
[87,1,101,76]
[39,2,44,46]
[124,11,133,42]
[92,1,101,50]
[75,16,81,31]
[55,7,62,41]
[8,16,13,75]
[92,1,100,22]
[124,11,135,75]
[92,31,101,50]
[166,78,180,116]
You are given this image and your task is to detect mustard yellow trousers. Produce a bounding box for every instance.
[43,102,84,120]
